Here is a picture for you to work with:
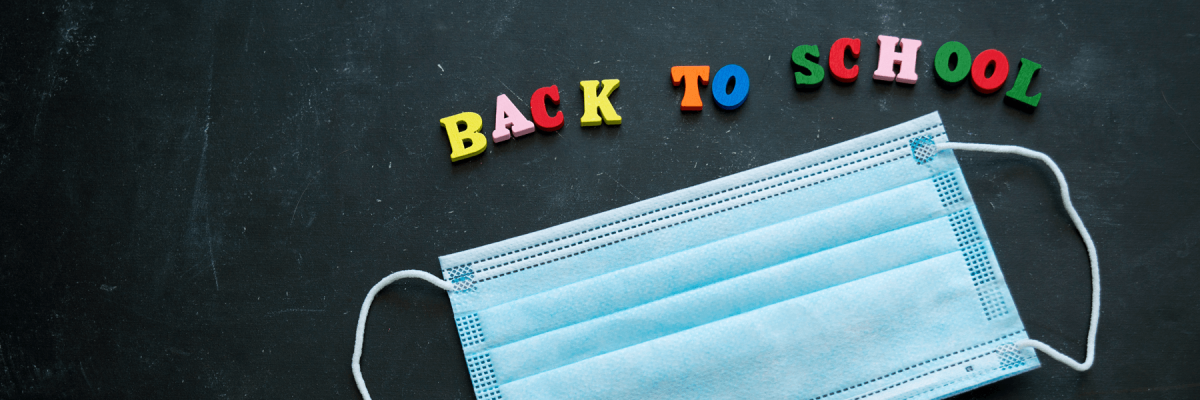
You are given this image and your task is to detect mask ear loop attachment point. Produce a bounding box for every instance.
[937,141,1099,372]
[352,270,455,400]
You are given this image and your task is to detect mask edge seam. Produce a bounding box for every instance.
[808,329,1026,400]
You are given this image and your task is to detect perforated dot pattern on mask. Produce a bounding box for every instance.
[964,242,996,287]
[949,209,980,248]
[933,170,966,208]
[455,313,486,348]
[466,352,498,395]
[979,286,1011,320]
[950,208,1011,320]
[476,387,504,400]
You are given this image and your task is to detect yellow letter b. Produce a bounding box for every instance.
[440,112,487,162]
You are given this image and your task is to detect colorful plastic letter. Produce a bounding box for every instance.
[791,45,824,89]
[873,35,923,84]
[530,85,564,131]
[492,94,536,142]
[1005,58,1042,109]
[970,49,1009,94]
[579,79,622,126]
[439,112,486,162]
[829,38,861,83]
[712,64,750,110]
[671,66,710,111]
[934,41,972,86]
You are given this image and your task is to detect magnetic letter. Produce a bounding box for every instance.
[492,94,535,142]
[970,49,1009,94]
[579,79,622,126]
[530,85,564,131]
[671,66,710,111]
[934,41,972,87]
[439,112,486,162]
[829,38,861,83]
[873,35,923,84]
[712,64,750,110]
[791,45,824,89]
[1004,58,1042,109]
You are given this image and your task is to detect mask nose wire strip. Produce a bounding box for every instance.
[938,142,1099,372]
[352,270,455,400]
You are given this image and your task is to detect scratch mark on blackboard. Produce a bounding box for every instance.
[190,49,219,290]
[497,78,522,103]
[291,182,312,225]
[1162,91,1183,115]
[1182,132,1200,153]
[207,236,217,290]
[267,308,327,316]
[1159,91,1198,153]
[79,361,91,388]
[598,172,640,200]
[204,56,217,291]
[244,0,256,53]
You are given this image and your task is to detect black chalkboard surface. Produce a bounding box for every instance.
[2,1,1198,399]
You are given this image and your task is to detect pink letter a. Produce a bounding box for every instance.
[493,94,536,142]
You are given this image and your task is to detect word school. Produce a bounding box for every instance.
[440,35,1043,162]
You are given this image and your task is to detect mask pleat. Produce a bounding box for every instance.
[480,177,951,353]
[490,215,962,385]
[501,249,1028,400]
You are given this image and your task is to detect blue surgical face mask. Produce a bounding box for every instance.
[351,111,1100,400]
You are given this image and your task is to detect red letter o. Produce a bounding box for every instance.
[970,49,1009,94]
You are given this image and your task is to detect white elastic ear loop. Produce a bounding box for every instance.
[938,142,1099,372]
[352,270,455,400]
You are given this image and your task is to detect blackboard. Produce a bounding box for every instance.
[2,1,1198,398]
